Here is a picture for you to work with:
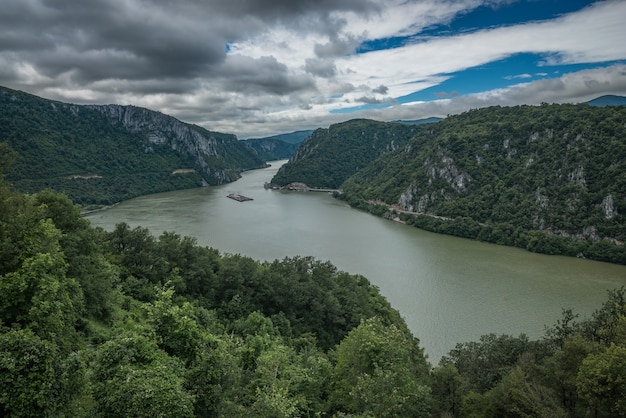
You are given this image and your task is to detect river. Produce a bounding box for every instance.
[85,161,626,362]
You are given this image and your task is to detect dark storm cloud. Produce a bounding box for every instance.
[1,0,230,85]
[207,0,380,19]
[219,55,316,95]
[0,0,381,97]
[372,85,389,94]
[304,58,337,78]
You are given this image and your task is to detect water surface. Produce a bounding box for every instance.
[86,161,626,361]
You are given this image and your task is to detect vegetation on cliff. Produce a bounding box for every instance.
[271,119,423,188]
[0,86,265,205]
[273,104,626,263]
[243,130,312,161]
[342,104,626,263]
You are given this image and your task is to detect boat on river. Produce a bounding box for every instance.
[227,193,253,202]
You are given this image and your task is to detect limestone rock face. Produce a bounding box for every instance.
[87,104,264,184]
[602,195,618,219]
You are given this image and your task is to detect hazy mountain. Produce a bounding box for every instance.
[255,130,314,144]
[586,95,626,107]
[0,86,265,205]
[393,117,444,125]
[242,130,313,161]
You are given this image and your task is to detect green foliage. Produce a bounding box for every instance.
[4,174,626,417]
[331,316,432,417]
[0,329,61,417]
[340,104,626,264]
[91,332,194,417]
[0,86,265,205]
[438,288,626,418]
[243,138,299,161]
[577,343,626,417]
[271,119,421,188]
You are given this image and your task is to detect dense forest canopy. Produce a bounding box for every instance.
[277,104,626,264]
[0,86,265,206]
[271,119,424,189]
[1,154,626,416]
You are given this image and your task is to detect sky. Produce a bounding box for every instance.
[1,0,625,138]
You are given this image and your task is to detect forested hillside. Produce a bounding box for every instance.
[242,137,300,161]
[1,161,625,417]
[339,104,626,264]
[271,119,423,188]
[0,86,265,205]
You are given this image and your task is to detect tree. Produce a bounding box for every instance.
[577,343,626,417]
[430,362,469,417]
[541,334,600,415]
[0,329,59,417]
[444,333,533,392]
[91,332,194,417]
[331,316,431,417]
[106,222,168,300]
[147,286,203,364]
[0,219,84,353]
[486,366,567,418]
[0,329,86,417]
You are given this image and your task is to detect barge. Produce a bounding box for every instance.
[227,193,253,202]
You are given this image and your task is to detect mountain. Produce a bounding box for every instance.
[271,119,421,188]
[393,117,444,125]
[586,95,626,107]
[0,86,265,205]
[259,129,314,144]
[242,130,313,162]
[243,137,298,161]
[341,104,626,263]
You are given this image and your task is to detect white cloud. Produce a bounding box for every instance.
[1,0,625,138]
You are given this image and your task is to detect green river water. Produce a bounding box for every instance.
[86,161,626,362]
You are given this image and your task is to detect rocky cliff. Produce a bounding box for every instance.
[87,104,265,184]
[0,86,265,204]
[341,104,626,261]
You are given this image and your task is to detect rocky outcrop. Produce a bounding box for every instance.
[602,195,618,219]
[87,104,265,184]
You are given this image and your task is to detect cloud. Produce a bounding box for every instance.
[505,74,532,80]
[0,0,624,139]
[359,64,626,121]
[372,85,389,95]
[305,58,337,78]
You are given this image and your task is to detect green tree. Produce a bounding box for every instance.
[487,366,567,418]
[0,219,84,353]
[430,362,469,417]
[0,329,86,417]
[331,316,431,417]
[147,286,203,364]
[577,343,626,417]
[0,329,59,417]
[445,333,534,392]
[91,332,194,417]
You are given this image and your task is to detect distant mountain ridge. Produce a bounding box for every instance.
[585,95,626,107]
[0,86,265,205]
[251,130,314,144]
[393,117,444,125]
[242,130,313,162]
